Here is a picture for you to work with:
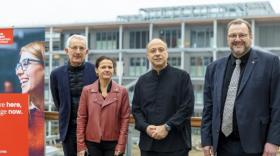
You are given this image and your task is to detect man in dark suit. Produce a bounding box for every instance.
[201,18,280,156]
[132,38,194,156]
[50,34,97,156]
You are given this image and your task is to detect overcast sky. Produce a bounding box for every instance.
[1,0,279,27]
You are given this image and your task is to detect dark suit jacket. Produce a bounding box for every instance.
[201,48,280,153]
[50,62,97,141]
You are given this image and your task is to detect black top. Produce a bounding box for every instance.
[98,80,112,99]
[132,64,194,152]
[221,49,251,140]
[68,62,85,127]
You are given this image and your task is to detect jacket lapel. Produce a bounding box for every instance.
[82,63,91,84]
[216,57,228,113]
[62,66,69,89]
[62,66,71,105]
[90,82,104,105]
[102,81,119,108]
[237,50,258,96]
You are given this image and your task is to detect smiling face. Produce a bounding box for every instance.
[16,52,44,95]
[65,37,88,67]
[146,39,168,71]
[95,59,115,81]
[227,23,252,58]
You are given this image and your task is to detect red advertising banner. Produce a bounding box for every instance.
[0,28,13,45]
[0,94,29,156]
[0,28,45,156]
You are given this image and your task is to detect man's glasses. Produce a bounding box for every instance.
[149,47,166,54]
[15,58,43,72]
[228,33,249,39]
[69,46,86,51]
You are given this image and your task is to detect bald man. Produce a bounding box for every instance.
[132,38,194,156]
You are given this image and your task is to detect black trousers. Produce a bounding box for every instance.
[141,149,188,156]
[86,140,122,156]
[62,127,77,156]
[217,136,262,156]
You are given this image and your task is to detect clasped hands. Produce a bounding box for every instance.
[146,125,168,140]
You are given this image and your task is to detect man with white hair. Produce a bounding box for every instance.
[50,34,97,156]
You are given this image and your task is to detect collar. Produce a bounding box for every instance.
[68,62,85,71]
[230,48,251,66]
[152,64,170,76]
[29,102,39,110]
[90,80,119,93]
[98,80,112,93]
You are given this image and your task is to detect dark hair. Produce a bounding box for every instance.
[95,56,117,70]
[227,18,252,35]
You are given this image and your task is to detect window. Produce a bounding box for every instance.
[45,31,65,51]
[96,31,119,49]
[258,24,280,47]
[159,28,181,48]
[168,57,181,68]
[44,83,49,102]
[128,57,148,76]
[194,84,203,106]
[52,54,68,69]
[190,56,212,77]
[190,27,213,48]
[129,30,149,49]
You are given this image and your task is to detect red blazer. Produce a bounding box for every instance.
[77,80,130,153]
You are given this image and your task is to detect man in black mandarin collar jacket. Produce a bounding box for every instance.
[132,38,194,156]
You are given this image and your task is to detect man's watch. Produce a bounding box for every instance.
[164,124,171,131]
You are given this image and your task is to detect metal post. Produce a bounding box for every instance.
[118,25,123,85]
[48,27,54,137]
[251,19,255,46]
[85,26,89,61]
[149,23,153,70]
[213,20,218,61]
[181,22,185,69]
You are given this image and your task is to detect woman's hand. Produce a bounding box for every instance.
[114,150,123,156]
[77,150,85,156]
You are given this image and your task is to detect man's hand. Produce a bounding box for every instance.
[77,150,85,156]
[262,143,278,156]
[203,146,214,156]
[146,125,156,138]
[152,125,168,140]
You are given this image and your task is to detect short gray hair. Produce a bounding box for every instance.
[65,34,87,48]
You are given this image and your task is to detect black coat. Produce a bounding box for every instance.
[132,65,194,152]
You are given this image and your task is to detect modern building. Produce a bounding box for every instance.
[44,1,280,155]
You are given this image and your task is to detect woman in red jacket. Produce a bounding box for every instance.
[77,56,130,156]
